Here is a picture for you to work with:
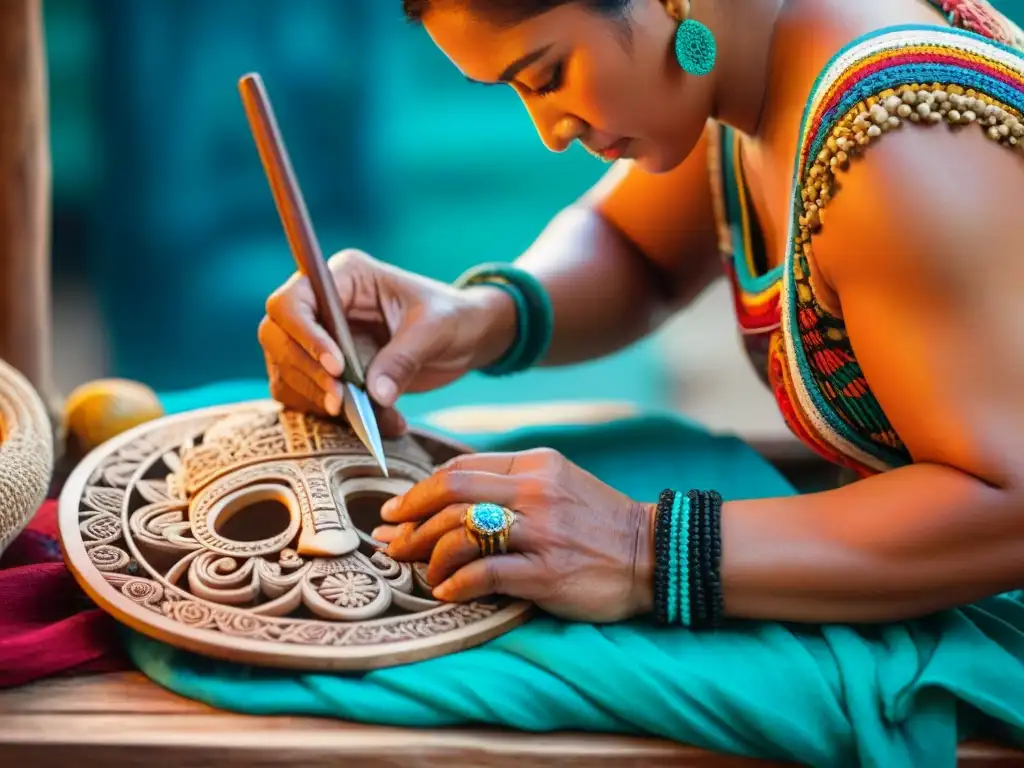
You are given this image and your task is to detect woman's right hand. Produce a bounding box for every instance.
[258,249,515,429]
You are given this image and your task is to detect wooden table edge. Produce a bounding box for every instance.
[0,673,1019,766]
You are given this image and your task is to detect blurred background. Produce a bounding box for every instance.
[44,0,1024,442]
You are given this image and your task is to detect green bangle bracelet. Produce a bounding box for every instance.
[476,280,531,377]
[453,263,554,376]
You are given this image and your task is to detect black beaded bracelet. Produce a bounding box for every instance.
[653,489,676,626]
[694,489,709,627]
[708,491,725,626]
[652,488,725,629]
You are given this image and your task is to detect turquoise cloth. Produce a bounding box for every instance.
[125,413,1024,768]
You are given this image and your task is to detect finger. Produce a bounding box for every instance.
[424,527,480,587]
[268,375,329,417]
[265,277,345,377]
[327,251,443,409]
[424,511,529,587]
[364,317,443,408]
[272,355,343,417]
[385,504,468,562]
[433,553,536,603]
[260,318,345,405]
[380,471,521,524]
[370,522,411,544]
[374,405,408,438]
[440,448,564,476]
[440,452,517,475]
[326,248,375,310]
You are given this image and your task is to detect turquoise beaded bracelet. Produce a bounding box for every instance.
[453,263,554,376]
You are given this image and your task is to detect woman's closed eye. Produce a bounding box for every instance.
[533,61,565,97]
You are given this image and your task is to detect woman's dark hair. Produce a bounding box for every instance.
[402,0,631,26]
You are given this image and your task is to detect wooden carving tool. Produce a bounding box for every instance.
[238,72,387,476]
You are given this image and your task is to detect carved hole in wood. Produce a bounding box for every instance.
[345,491,394,539]
[192,479,308,558]
[212,486,296,544]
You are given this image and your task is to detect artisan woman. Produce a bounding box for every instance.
[122,1,1024,761]
[261,0,1024,627]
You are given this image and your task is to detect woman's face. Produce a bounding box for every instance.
[422,0,714,174]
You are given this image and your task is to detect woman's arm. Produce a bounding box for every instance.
[719,465,1022,623]
[715,124,1024,623]
[477,121,722,366]
[379,122,1024,627]
[0,0,53,400]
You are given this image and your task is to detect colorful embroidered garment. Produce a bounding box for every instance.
[710,2,1024,477]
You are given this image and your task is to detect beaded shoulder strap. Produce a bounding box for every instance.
[780,24,1024,473]
[926,0,1024,49]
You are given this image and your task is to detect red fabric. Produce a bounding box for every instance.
[0,500,128,688]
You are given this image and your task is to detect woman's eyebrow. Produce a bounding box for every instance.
[465,44,554,85]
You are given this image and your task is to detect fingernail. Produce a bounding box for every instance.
[324,392,341,416]
[371,526,387,540]
[320,353,343,378]
[373,376,398,407]
[433,582,452,601]
[380,496,401,521]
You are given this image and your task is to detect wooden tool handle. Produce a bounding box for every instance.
[238,72,367,388]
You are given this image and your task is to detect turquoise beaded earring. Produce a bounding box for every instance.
[667,0,717,77]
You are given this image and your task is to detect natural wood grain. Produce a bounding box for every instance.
[0,672,207,715]
[0,674,782,766]
[0,712,788,768]
[0,0,54,404]
[0,673,1020,767]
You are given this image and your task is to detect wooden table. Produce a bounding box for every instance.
[0,672,1020,767]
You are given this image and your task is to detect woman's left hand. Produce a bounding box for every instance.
[375,448,655,623]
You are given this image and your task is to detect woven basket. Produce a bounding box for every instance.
[0,358,52,555]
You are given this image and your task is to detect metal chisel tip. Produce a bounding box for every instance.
[342,382,389,477]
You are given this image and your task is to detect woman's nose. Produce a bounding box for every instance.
[526,102,583,153]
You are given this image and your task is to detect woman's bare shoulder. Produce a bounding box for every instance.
[815,117,1024,290]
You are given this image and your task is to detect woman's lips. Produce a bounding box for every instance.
[586,137,632,162]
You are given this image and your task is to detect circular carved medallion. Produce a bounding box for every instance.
[59,400,532,670]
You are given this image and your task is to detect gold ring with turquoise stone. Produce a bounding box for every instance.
[464,503,516,556]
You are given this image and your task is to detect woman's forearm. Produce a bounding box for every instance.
[710,463,1024,623]
[481,204,674,367]
[0,0,53,399]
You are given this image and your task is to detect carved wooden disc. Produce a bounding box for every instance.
[59,400,532,670]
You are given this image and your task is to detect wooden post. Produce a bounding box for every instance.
[0,0,54,408]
